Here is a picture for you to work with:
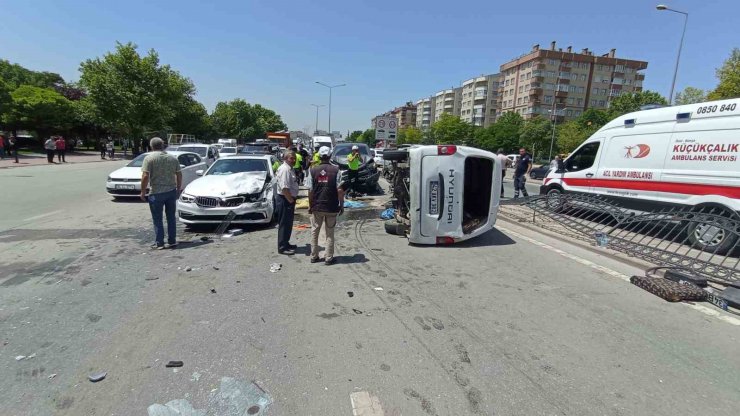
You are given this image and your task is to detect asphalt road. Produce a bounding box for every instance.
[1,162,738,416]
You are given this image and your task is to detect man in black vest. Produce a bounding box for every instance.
[307,146,346,265]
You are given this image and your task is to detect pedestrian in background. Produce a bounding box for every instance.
[307,146,345,265]
[275,150,299,255]
[55,136,66,163]
[496,148,509,198]
[107,139,115,160]
[513,147,532,198]
[0,134,5,159]
[9,136,19,163]
[347,145,361,198]
[140,137,182,250]
[100,138,107,159]
[44,137,56,163]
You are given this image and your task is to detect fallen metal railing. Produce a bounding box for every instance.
[499,194,740,284]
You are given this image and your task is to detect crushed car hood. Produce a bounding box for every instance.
[185,172,268,196]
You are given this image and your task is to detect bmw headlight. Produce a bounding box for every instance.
[180,193,195,203]
[107,176,112,182]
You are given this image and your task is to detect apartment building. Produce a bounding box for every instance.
[391,101,417,129]
[415,97,435,130]
[459,73,500,127]
[433,87,462,121]
[498,42,648,121]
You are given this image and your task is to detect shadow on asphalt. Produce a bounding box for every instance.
[423,228,517,249]
[336,253,368,264]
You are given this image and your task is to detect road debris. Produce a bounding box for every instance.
[373,287,383,291]
[200,236,211,242]
[293,223,310,231]
[145,276,159,281]
[213,266,220,270]
[15,355,27,361]
[147,377,272,416]
[185,266,192,272]
[343,200,366,209]
[269,263,282,273]
[48,373,57,379]
[229,229,244,236]
[165,361,184,368]
[347,291,354,297]
[380,208,396,219]
[88,371,107,382]
[210,288,217,294]
[352,308,363,315]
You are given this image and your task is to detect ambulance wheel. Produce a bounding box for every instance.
[383,150,408,162]
[686,209,739,255]
[545,187,565,211]
[384,220,405,236]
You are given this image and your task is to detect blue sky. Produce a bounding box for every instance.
[1,0,737,135]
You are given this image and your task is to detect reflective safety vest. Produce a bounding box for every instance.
[347,152,361,170]
[293,153,303,169]
[312,152,321,166]
[272,161,280,172]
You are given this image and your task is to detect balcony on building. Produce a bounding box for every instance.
[529,87,542,96]
[535,62,546,70]
[555,90,568,98]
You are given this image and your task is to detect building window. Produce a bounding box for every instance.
[615,64,625,72]
[519,86,523,93]
[567,97,575,105]
[525,84,530,91]
[524,97,529,104]
[568,85,577,92]
[592,87,600,95]
[601,88,608,95]
[548,58,556,65]
[567,109,573,117]
[526,72,531,80]
[575,110,582,116]
[591,99,597,106]
[577,86,585,93]
[570,73,578,81]
[545,83,555,90]
[509,89,514,95]
[544,95,553,104]
[546,71,556,78]
[598,100,606,107]
[577,98,583,105]
[517,97,522,105]
[580,74,587,81]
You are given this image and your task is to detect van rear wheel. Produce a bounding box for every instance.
[686,210,739,255]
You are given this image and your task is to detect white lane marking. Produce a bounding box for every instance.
[350,391,385,416]
[499,226,740,327]
[22,210,63,222]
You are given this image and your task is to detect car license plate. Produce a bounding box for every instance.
[116,184,136,190]
[705,292,728,310]
[429,181,439,215]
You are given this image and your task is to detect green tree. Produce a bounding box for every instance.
[0,79,12,123]
[556,121,590,153]
[5,85,73,138]
[398,126,422,145]
[169,98,214,139]
[0,59,64,89]
[607,90,668,119]
[674,87,706,105]
[357,129,376,146]
[519,116,552,159]
[210,99,287,140]
[79,42,196,147]
[347,130,363,142]
[576,108,609,129]
[429,113,472,145]
[707,48,740,100]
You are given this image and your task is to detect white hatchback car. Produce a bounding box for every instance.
[106,151,207,199]
[176,144,220,166]
[218,147,238,157]
[177,155,280,226]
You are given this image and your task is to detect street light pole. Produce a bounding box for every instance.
[656,4,688,105]
[310,104,324,136]
[315,81,346,136]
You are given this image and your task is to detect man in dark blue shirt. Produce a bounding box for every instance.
[514,147,532,198]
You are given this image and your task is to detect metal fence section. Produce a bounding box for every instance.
[499,194,740,284]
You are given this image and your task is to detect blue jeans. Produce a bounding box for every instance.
[148,189,178,246]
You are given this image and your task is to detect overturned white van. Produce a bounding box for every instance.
[384,145,502,244]
[541,98,740,253]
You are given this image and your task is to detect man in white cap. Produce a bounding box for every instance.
[307,146,346,265]
[346,144,361,198]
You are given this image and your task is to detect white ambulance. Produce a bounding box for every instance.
[541,98,740,252]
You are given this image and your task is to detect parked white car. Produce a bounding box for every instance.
[177,155,279,226]
[218,147,238,157]
[106,151,207,199]
[176,144,220,166]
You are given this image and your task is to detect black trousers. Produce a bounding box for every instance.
[46,149,55,163]
[275,195,295,250]
[501,170,506,197]
[348,169,359,194]
[56,149,65,162]
[100,148,106,158]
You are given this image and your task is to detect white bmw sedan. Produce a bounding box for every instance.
[177,155,280,226]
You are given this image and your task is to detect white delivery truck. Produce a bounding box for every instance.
[384,145,502,244]
[217,138,237,147]
[541,98,740,252]
[312,135,334,152]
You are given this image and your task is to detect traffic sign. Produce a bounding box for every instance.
[375,116,397,143]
